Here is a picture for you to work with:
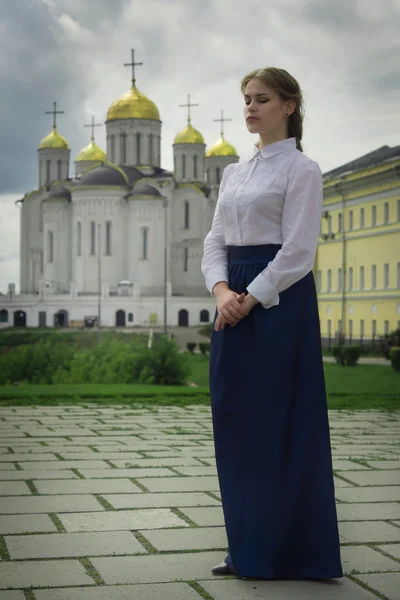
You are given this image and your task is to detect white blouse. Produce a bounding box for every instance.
[201,137,323,309]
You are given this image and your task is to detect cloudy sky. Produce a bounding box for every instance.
[1,0,399,292]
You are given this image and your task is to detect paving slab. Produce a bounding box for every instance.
[355,572,400,600]
[0,469,78,480]
[109,457,204,467]
[0,560,93,589]
[377,543,400,559]
[0,453,60,462]
[0,495,104,514]
[173,466,218,476]
[179,506,224,526]
[0,514,58,534]
[58,508,190,532]
[340,544,400,573]
[332,460,370,470]
[34,582,203,600]
[336,485,400,502]
[337,470,400,486]
[0,592,26,600]
[102,491,221,509]
[136,476,220,492]
[336,502,400,521]
[141,525,227,551]
[77,468,175,478]
[339,521,400,542]
[202,578,377,599]
[0,481,31,495]
[33,479,142,494]
[5,531,146,559]
[366,460,400,469]
[17,460,112,470]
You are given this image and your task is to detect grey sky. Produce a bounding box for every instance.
[1,0,399,291]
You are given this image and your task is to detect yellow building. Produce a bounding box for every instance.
[315,144,400,344]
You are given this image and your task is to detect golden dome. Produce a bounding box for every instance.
[39,128,69,150]
[206,136,237,158]
[106,84,160,121]
[76,140,106,162]
[174,122,204,145]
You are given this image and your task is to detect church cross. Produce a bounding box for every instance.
[213,109,231,137]
[179,94,199,124]
[84,115,102,141]
[124,49,143,85]
[45,101,65,130]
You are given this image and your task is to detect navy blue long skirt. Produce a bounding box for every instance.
[210,244,343,580]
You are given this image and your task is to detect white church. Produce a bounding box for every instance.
[0,51,240,329]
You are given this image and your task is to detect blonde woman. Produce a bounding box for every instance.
[201,67,343,580]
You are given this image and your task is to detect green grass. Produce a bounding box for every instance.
[0,355,398,410]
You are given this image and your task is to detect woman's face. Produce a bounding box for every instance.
[243,78,292,139]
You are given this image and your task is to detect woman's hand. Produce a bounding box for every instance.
[213,285,259,331]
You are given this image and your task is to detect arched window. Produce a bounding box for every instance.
[200,309,209,323]
[174,155,177,175]
[142,228,148,260]
[216,167,221,184]
[46,160,51,183]
[90,221,96,255]
[57,159,62,180]
[120,133,127,164]
[0,309,8,323]
[372,205,377,226]
[184,246,189,272]
[105,221,112,255]
[128,312,134,323]
[136,133,141,164]
[193,155,198,179]
[184,201,189,229]
[47,230,53,263]
[77,221,82,256]
[110,135,115,162]
[327,269,332,292]
[149,134,153,163]
[182,155,186,178]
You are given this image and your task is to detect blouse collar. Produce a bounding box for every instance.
[251,136,297,160]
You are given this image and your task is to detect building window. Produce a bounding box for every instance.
[216,167,221,184]
[327,269,332,292]
[384,202,389,224]
[77,221,82,256]
[0,309,8,323]
[360,266,365,290]
[349,210,353,231]
[384,263,389,289]
[206,169,210,184]
[47,230,53,263]
[105,221,111,256]
[338,268,342,291]
[57,159,62,180]
[120,133,127,164]
[348,266,353,290]
[184,201,189,229]
[372,319,377,336]
[317,270,322,292]
[360,319,364,337]
[360,207,365,228]
[136,132,141,164]
[90,221,96,255]
[184,247,189,272]
[328,215,332,235]
[384,320,389,335]
[40,250,43,274]
[200,309,210,323]
[174,155,177,175]
[149,134,153,163]
[110,135,115,162]
[338,212,343,232]
[398,262,400,288]
[372,205,377,226]
[182,155,186,178]
[142,228,148,260]
[372,264,377,289]
[193,155,198,179]
[46,159,51,183]
[128,312,133,323]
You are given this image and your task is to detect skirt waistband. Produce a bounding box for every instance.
[227,244,282,265]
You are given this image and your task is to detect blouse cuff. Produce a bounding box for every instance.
[246,273,279,309]
[206,268,229,296]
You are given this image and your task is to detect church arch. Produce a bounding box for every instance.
[200,309,210,323]
[128,312,134,323]
[13,310,26,327]
[116,309,126,327]
[178,309,189,327]
[0,309,8,323]
[54,309,68,327]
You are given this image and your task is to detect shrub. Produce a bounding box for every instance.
[332,345,345,366]
[389,347,400,372]
[343,345,361,366]
[186,342,197,354]
[134,336,190,385]
[199,342,211,356]
[380,329,400,359]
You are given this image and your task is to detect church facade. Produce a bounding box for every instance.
[0,55,239,329]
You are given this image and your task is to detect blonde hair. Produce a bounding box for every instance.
[241,67,304,152]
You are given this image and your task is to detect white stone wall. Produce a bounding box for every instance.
[106,119,161,166]
[173,144,205,182]
[43,199,71,292]
[75,160,103,178]
[205,155,238,185]
[38,148,70,186]
[20,192,46,293]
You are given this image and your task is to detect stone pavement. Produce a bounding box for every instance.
[0,407,399,600]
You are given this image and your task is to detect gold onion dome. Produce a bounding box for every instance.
[206,136,237,158]
[174,122,204,144]
[107,83,160,121]
[76,140,106,162]
[39,127,69,150]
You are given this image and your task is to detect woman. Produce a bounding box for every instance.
[201,67,343,580]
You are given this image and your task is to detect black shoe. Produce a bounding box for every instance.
[211,561,234,575]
